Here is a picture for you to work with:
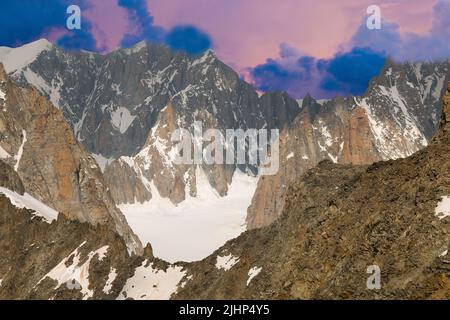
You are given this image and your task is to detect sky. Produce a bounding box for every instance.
[0,0,449,99]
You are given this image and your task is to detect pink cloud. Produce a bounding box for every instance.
[75,0,439,70]
[148,0,437,69]
[42,27,68,43]
[85,0,129,52]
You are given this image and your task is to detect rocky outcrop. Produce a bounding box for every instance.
[247,61,449,229]
[104,101,236,204]
[104,160,151,205]
[103,88,299,205]
[175,87,450,299]
[0,63,142,255]
[246,99,381,228]
[0,160,24,194]
[0,193,134,299]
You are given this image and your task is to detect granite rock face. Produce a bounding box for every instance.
[435,83,450,141]
[5,41,299,158]
[0,63,142,255]
[246,61,450,229]
[2,40,300,205]
[0,160,24,194]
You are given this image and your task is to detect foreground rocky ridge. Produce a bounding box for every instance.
[0,159,182,299]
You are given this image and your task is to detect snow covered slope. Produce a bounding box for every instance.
[353,61,449,160]
[0,187,58,223]
[117,259,186,300]
[0,39,52,74]
[119,169,258,263]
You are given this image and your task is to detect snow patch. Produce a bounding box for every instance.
[178,275,193,289]
[216,254,240,271]
[190,50,214,68]
[0,47,12,60]
[110,107,136,134]
[118,260,186,300]
[92,153,114,172]
[247,266,262,286]
[111,83,123,95]
[0,145,11,159]
[317,99,330,105]
[14,130,27,171]
[0,187,58,223]
[38,243,109,300]
[355,95,426,161]
[435,196,450,220]
[433,76,445,100]
[119,169,258,263]
[0,39,52,73]
[328,152,338,163]
[123,40,147,54]
[439,250,448,257]
[103,268,117,294]
[406,81,415,89]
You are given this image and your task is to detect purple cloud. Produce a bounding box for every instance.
[117,0,212,54]
[249,0,450,99]
[347,0,450,61]
[249,44,386,99]
[0,0,98,51]
[118,0,165,47]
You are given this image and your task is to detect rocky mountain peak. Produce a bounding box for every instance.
[302,92,314,104]
[247,61,449,229]
[0,39,52,74]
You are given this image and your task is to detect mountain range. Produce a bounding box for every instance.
[0,39,449,299]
